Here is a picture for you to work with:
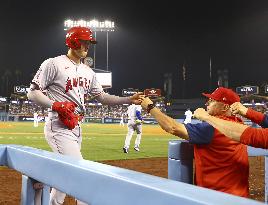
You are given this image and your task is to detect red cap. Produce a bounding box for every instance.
[202,87,240,105]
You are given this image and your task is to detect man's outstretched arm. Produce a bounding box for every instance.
[141,97,189,139]
[193,108,248,141]
[193,108,268,149]
[230,102,267,127]
[95,92,144,105]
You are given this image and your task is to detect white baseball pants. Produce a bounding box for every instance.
[124,122,142,148]
[44,118,88,205]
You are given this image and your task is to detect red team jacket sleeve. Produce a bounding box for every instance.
[241,127,268,149]
[246,108,265,125]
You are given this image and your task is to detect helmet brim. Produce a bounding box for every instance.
[79,37,97,44]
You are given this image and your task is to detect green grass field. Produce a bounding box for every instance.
[0,122,178,161]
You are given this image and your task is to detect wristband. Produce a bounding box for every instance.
[147,103,155,113]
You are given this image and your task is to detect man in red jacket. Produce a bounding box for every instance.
[141,87,249,197]
[194,101,268,149]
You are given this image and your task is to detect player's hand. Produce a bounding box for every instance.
[230,102,248,116]
[193,108,210,121]
[140,97,153,109]
[129,92,145,105]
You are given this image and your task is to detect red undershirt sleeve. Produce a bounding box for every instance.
[241,127,268,149]
[246,108,265,125]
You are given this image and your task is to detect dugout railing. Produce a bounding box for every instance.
[0,144,264,205]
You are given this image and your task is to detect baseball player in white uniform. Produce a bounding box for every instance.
[119,113,125,126]
[123,104,143,153]
[27,26,143,205]
[33,112,39,127]
[184,108,193,124]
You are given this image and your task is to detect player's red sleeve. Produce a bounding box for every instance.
[240,127,268,149]
[246,108,265,125]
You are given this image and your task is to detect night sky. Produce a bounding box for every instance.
[1,0,268,99]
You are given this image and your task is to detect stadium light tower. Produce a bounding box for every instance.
[64,19,115,71]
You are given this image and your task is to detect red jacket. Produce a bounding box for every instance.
[194,116,249,197]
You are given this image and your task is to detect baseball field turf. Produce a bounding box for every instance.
[0,122,178,161]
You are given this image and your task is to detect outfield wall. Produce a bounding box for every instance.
[2,115,159,124]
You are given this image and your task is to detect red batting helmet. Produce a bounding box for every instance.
[65,26,97,49]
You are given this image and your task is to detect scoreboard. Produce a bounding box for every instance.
[14,85,29,94]
[144,88,161,97]
[236,86,259,95]
[122,88,139,97]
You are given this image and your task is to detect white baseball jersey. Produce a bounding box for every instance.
[33,55,93,205]
[127,104,142,123]
[33,112,38,120]
[32,55,103,115]
[184,110,193,124]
